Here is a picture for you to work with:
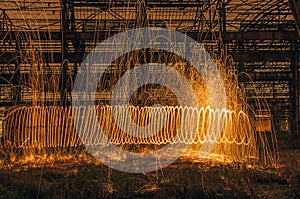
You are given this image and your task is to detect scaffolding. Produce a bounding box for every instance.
[0,0,299,136]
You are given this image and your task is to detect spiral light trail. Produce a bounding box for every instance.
[0,105,264,163]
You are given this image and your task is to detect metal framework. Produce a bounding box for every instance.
[0,0,299,136]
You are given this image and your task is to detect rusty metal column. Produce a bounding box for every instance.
[219,1,227,57]
[298,55,300,137]
[60,0,68,106]
[135,0,148,28]
[294,41,299,137]
[13,35,22,105]
[289,0,300,137]
[291,40,299,137]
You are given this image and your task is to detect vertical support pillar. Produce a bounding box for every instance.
[298,61,300,137]
[289,0,300,137]
[271,103,280,134]
[135,0,148,28]
[294,42,299,137]
[14,35,22,105]
[219,1,227,57]
[290,40,299,137]
[60,0,68,106]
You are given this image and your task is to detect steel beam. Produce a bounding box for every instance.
[239,72,292,82]
[222,31,299,41]
[0,72,293,86]
[0,31,298,41]
[0,52,85,64]
[69,0,207,8]
[0,51,293,64]
[230,51,293,62]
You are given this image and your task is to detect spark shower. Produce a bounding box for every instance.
[0,27,278,171]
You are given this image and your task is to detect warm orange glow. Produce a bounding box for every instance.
[0,104,278,166]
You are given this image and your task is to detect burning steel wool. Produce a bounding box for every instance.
[0,3,279,170]
[1,103,278,166]
[1,1,299,198]
[0,27,279,169]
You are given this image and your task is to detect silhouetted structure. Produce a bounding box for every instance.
[0,0,299,136]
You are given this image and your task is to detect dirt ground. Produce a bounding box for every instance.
[0,148,299,199]
[0,134,299,199]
